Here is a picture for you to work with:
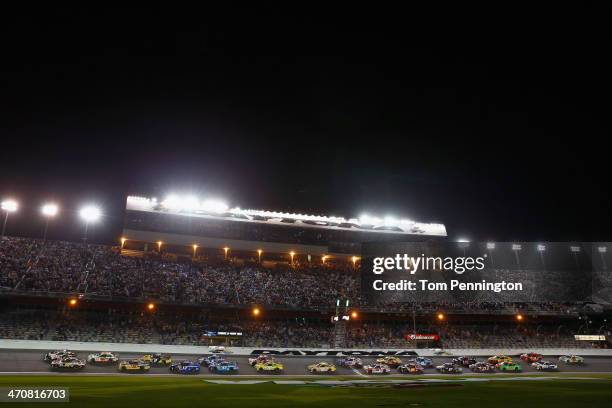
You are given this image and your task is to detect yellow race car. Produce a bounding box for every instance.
[118,359,150,372]
[141,353,172,366]
[307,362,337,373]
[488,355,513,365]
[254,361,284,373]
[376,356,402,367]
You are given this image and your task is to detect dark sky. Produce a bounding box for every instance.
[0,4,610,243]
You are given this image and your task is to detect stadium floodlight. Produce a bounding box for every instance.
[41,203,59,217]
[598,246,607,254]
[192,244,198,257]
[570,246,581,253]
[437,313,445,321]
[157,241,163,251]
[162,194,182,211]
[79,205,101,223]
[351,256,359,266]
[351,311,358,319]
[120,237,127,249]
[322,255,328,264]
[486,242,496,250]
[257,249,263,262]
[40,203,59,241]
[147,303,155,311]
[512,244,522,251]
[68,298,78,307]
[456,237,470,243]
[223,246,230,259]
[252,307,260,317]
[537,244,546,252]
[516,314,524,321]
[1,199,19,239]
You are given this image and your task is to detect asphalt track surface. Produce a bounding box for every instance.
[1,350,611,377]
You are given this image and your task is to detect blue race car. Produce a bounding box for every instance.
[413,357,433,368]
[210,361,239,373]
[170,360,201,374]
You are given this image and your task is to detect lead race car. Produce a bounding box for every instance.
[50,356,86,370]
[44,350,76,362]
[87,352,119,364]
[307,362,337,374]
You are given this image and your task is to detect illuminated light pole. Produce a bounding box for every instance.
[516,314,524,322]
[147,302,155,311]
[192,244,198,258]
[351,310,358,319]
[437,313,445,321]
[157,241,163,252]
[79,205,101,243]
[351,256,359,268]
[223,246,229,260]
[289,251,295,266]
[68,298,78,307]
[252,307,260,317]
[257,249,263,263]
[1,199,18,239]
[120,237,127,249]
[40,203,59,242]
[322,255,328,264]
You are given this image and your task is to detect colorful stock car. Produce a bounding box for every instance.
[118,359,150,372]
[307,362,337,374]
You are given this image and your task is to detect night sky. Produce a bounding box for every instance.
[0,5,610,244]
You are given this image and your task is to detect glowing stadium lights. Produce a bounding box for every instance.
[252,307,261,317]
[351,256,359,267]
[598,246,607,253]
[516,314,524,321]
[79,205,101,223]
[537,244,546,252]
[486,242,496,250]
[289,251,296,265]
[201,199,228,213]
[437,313,445,321]
[1,199,18,239]
[257,249,263,263]
[456,238,470,243]
[322,255,328,264]
[120,237,127,249]
[161,194,229,214]
[351,310,358,319]
[41,203,59,217]
[512,244,522,251]
[68,298,78,307]
[157,241,163,252]
[570,246,581,253]
[223,246,229,259]
[147,302,155,311]
[192,244,198,257]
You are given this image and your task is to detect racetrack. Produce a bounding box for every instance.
[1,349,611,377]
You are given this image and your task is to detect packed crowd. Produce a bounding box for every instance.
[0,236,595,314]
[0,307,604,349]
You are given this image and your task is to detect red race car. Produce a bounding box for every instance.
[520,352,542,363]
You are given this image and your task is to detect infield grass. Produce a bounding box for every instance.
[0,374,610,408]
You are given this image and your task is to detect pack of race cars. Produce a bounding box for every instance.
[41,350,586,375]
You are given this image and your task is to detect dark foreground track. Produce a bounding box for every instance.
[1,350,611,376]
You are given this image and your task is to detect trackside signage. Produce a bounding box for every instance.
[251,350,419,356]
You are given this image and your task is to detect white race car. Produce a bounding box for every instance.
[209,346,226,353]
[44,350,76,362]
[50,357,86,370]
[363,364,391,375]
[558,355,584,365]
[532,360,558,371]
[88,352,119,363]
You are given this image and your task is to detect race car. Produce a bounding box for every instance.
[141,353,172,366]
[170,360,201,374]
[433,349,453,356]
[520,352,543,363]
[435,363,463,374]
[254,361,284,373]
[87,352,119,364]
[44,350,76,362]
[452,356,477,367]
[363,364,391,375]
[468,361,496,373]
[397,362,424,374]
[412,357,433,368]
[375,356,402,367]
[488,355,513,365]
[335,357,363,368]
[199,354,225,367]
[50,356,85,370]
[307,362,337,374]
[498,361,522,372]
[118,359,150,372]
[532,360,558,371]
[210,360,239,373]
[559,355,584,365]
[209,345,226,353]
[248,354,274,366]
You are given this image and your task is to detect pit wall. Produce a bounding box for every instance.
[1,339,611,357]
